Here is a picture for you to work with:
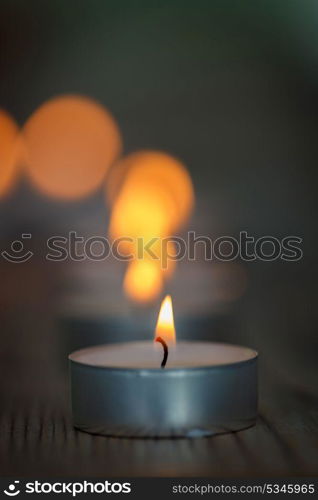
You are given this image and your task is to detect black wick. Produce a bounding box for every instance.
[155,336,168,368]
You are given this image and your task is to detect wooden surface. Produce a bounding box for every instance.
[0,374,317,477]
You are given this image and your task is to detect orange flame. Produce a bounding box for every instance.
[154,295,176,345]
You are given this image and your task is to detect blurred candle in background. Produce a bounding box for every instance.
[107,150,194,303]
[0,109,21,198]
[22,95,122,200]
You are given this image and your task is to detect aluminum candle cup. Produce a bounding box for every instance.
[69,341,258,438]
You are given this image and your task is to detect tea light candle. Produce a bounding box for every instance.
[69,296,258,437]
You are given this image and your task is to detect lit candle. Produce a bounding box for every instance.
[69,295,258,437]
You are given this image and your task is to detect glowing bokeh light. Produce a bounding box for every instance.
[107,150,194,303]
[0,110,21,197]
[109,182,175,245]
[123,259,163,303]
[23,95,122,200]
[107,151,194,229]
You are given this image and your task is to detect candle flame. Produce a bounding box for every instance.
[155,295,176,345]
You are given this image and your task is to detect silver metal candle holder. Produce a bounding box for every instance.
[69,342,258,438]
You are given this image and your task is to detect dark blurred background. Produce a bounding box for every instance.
[0,0,317,477]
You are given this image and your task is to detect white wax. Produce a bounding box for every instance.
[69,341,257,369]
